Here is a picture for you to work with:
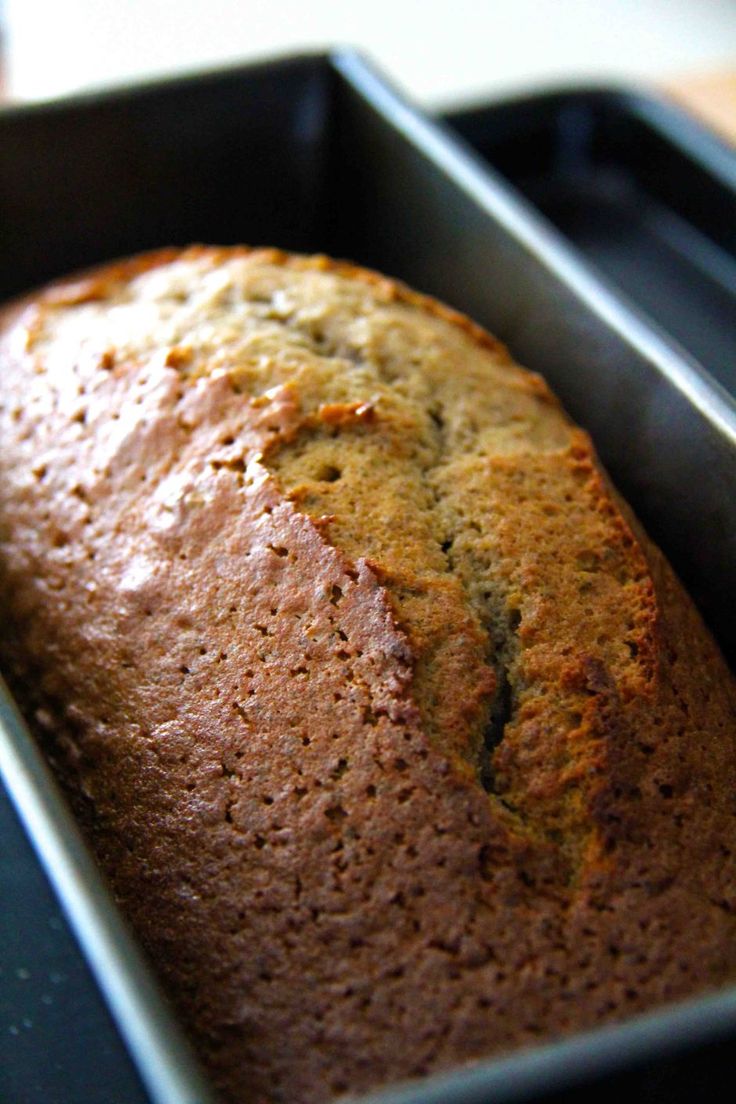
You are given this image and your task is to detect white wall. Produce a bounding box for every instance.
[5,0,736,106]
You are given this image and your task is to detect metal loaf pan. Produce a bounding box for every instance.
[1,50,735,1104]
[440,86,736,398]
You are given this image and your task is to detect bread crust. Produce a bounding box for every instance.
[1,246,735,1104]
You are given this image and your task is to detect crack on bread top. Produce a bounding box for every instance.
[9,247,663,858]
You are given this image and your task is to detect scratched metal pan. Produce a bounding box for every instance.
[0,49,735,1104]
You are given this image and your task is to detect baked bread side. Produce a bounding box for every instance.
[1,247,735,1104]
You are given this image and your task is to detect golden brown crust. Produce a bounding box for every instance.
[1,246,735,1104]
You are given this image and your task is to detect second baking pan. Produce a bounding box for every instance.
[441,86,736,397]
[1,47,736,1104]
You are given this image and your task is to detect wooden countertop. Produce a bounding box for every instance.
[661,71,736,145]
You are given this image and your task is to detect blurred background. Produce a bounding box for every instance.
[0,0,735,130]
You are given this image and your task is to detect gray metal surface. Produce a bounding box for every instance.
[441,86,736,397]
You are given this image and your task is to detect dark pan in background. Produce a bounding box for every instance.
[0,49,735,1104]
[441,86,736,398]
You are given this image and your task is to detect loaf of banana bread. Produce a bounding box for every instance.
[1,247,735,1104]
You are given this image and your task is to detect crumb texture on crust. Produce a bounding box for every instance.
[1,247,735,1104]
